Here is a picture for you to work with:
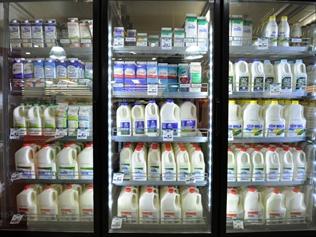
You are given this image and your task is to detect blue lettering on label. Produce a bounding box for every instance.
[147,120,157,133]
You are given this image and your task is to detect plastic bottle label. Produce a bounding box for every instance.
[147,120,158,133]
[239,168,251,181]
[120,163,130,178]
[295,77,307,90]
[244,124,263,136]
[133,167,146,181]
[227,168,236,182]
[16,166,34,179]
[265,77,274,90]
[181,120,196,130]
[23,63,33,79]
[58,167,76,179]
[295,167,306,181]
[149,166,160,179]
[267,168,279,181]
[192,168,204,181]
[80,168,93,179]
[267,124,285,136]
[13,62,24,79]
[252,168,264,181]
[253,77,264,92]
[57,64,67,79]
[288,124,305,136]
[178,167,190,181]
[229,124,242,137]
[37,167,54,179]
[119,121,131,135]
[281,77,292,90]
[162,123,179,136]
[281,167,293,181]
[34,62,44,79]
[238,76,249,91]
[163,168,176,181]
[134,120,145,135]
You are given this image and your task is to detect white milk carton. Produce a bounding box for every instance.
[243,100,264,137]
[67,105,79,136]
[182,187,203,223]
[161,143,176,181]
[15,144,36,179]
[116,102,132,136]
[131,144,147,181]
[275,59,293,92]
[57,144,79,179]
[227,188,243,221]
[228,100,242,137]
[117,186,138,223]
[13,104,27,135]
[185,14,198,43]
[284,101,306,137]
[160,186,181,223]
[38,185,58,220]
[197,16,208,49]
[145,100,160,136]
[228,148,237,182]
[160,99,181,137]
[78,143,93,180]
[131,102,145,136]
[235,60,250,92]
[43,105,56,136]
[231,16,243,46]
[244,187,264,221]
[139,186,159,223]
[119,143,134,180]
[180,101,197,135]
[37,144,57,179]
[250,61,265,92]
[80,184,94,219]
[147,143,161,181]
[187,144,205,181]
[27,105,43,136]
[79,105,93,136]
[264,100,285,137]
[16,185,38,220]
[58,185,80,221]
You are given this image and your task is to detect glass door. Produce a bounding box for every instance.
[1,0,94,233]
[107,0,213,234]
[227,0,316,233]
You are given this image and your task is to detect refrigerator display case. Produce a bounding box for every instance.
[106,0,214,234]
[226,0,316,234]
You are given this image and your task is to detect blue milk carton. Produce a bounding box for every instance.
[158,63,169,90]
[168,64,178,92]
[136,61,147,91]
[113,61,124,91]
[147,61,158,84]
[124,61,136,91]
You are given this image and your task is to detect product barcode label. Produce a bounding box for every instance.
[269,83,281,94]
[10,214,24,224]
[162,130,174,141]
[113,173,124,184]
[111,217,123,229]
[10,128,20,139]
[147,84,158,96]
[77,129,88,140]
[233,220,244,230]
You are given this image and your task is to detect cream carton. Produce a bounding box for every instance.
[68,105,79,136]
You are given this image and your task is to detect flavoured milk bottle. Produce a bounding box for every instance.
[38,185,58,220]
[292,147,307,181]
[182,187,203,223]
[36,144,57,179]
[139,186,159,223]
[161,143,176,181]
[250,61,265,92]
[265,188,286,222]
[236,147,251,181]
[235,60,250,92]
[160,186,181,223]
[226,188,243,221]
[263,60,275,91]
[131,102,145,136]
[292,60,307,91]
[186,144,205,181]
[265,147,281,181]
[160,99,181,137]
[43,105,56,136]
[228,100,242,138]
[174,144,191,181]
[145,100,160,136]
[15,144,36,179]
[147,143,161,181]
[251,147,265,182]
[116,102,131,136]
[278,16,290,46]
[58,185,80,221]
[278,147,294,181]
[265,15,278,46]
[244,187,264,221]
[284,187,306,219]
[243,100,264,137]
[13,104,27,135]
[117,186,138,223]
[78,143,93,180]
[27,105,42,136]
[131,145,147,181]
[275,59,293,92]
[80,184,94,219]
[264,100,285,137]
[228,148,237,182]
[57,144,79,179]
[284,101,306,137]
[229,61,235,93]
[16,185,38,220]
[119,143,134,180]
[180,101,197,135]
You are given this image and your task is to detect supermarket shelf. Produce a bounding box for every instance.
[27,220,93,232]
[113,180,208,187]
[13,179,92,184]
[21,86,92,98]
[228,180,305,187]
[230,137,306,144]
[9,134,93,143]
[230,91,306,99]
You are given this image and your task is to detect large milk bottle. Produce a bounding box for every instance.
[27,105,43,136]
[116,102,132,136]
[16,185,38,220]
[147,143,161,181]
[78,143,93,180]
[145,100,160,136]
[139,186,159,223]
[58,185,80,221]
[57,144,79,179]
[278,147,294,181]
[250,61,265,92]
[227,188,243,221]
[243,100,264,137]
[131,145,147,181]
[263,60,275,91]
[278,16,290,47]
[265,147,281,181]
[228,148,237,182]
[43,105,56,136]
[229,61,235,93]
[275,59,293,92]
[229,100,242,138]
[235,60,250,92]
[13,104,27,135]
[37,144,57,179]
[251,147,265,182]
[119,143,134,180]
[80,184,94,219]
[284,187,306,219]
[292,147,307,181]
[117,186,138,223]
[15,144,36,179]
[174,144,191,181]
[292,60,307,91]
[264,100,285,137]
[182,187,203,223]
[180,101,197,135]
[160,99,181,137]
[38,185,58,220]
[160,186,181,223]
[131,102,145,136]
[284,101,306,137]
[264,15,278,46]
[236,147,251,181]
[161,143,176,181]
[244,187,264,221]
[265,188,286,221]
[186,144,205,181]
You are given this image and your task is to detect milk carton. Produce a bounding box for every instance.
[44,19,57,47]
[244,187,264,221]
[243,101,264,137]
[264,100,285,137]
[67,105,79,136]
[250,61,265,92]
[278,16,290,47]
[243,19,253,46]
[158,63,169,89]
[67,18,80,42]
[185,14,198,45]
[231,16,243,46]
[56,103,68,136]
[9,19,21,40]
[174,28,185,47]
[78,143,93,180]
[161,27,172,50]
[124,61,137,91]
[190,62,202,91]
[32,19,44,47]
[15,144,36,179]
[38,185,58,220]
[16,185,38,220]
[113,61,124,91]
[180,101,197,135]
[284,101,306,137]
[27,105,43,136]
[161,143,176,181]
[146,61,158,84]
[13,104,27,135]
[228,100,242,137]
[135,61,147,91]
[131,145,147,181]
[178,63,190,91]
[120,143,134,180]
[160,99,181,136]
[117,186,138,222]
[21,20,32,47]
[139,186,159,223]
[148,143,161,181]
[116,102,132,136]
[161,186,181,223]
[275,59,293,92]
[168,64,178,91]
[79,105,93,136]
[227,188,243,221]
[113,27,124,47]
[235,60,250,92]
[37,145,57,179]
[58,185,80,221]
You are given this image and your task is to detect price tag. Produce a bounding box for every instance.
[257,38,268,50]
[180,84,190,88]
[111,217,123,229]
[147,84,158,96]
[233,220,244,230]
[77,129,88,140]
[60,39,71,44]
[162,130,174,141]
[55,128,66,137]
[10,214,24,225]
[185,175,196,184]
[269,83,281,95]
[10,128,20,139]
[10,172,22,182]
[161,38,172,50]
[113,173,124,184]
[291,38,302,43]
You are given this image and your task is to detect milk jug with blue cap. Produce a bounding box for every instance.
[131,102,145,136]
[145,100,159,136]
[116,102,132,136]
[180,101,197,136]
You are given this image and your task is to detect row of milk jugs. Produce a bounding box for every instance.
[229,59,307,92]
[117,186,203,223]
[227,186,306,221]
[15,142,93,180]
[16,184,93,221]
[116,99,197,136]
[120,143,205,181]
[229,100,306,137]
[228,144,307,182]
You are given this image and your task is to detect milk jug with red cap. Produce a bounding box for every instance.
[265,187,286,222]
[244,187,264,221]
[284,187,306,219]
[147,143,161,181]
[139,186,159,223]
[15,144,36,179]
[38,185,58,220]
[80,184,94,220]
[78,143,93,180]
[182,187,203,223]
[37,144,57,179]
[119,143,134,180]
[131,143,147,181]
[58,184,80,221]
[161,143,176,181]
[226,188,243,221]
[16,185,38,220]
[117,186,138,223]
[57,143,79,179]
[160,186,181,223]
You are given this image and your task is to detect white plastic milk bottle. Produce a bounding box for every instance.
[38,185,58,220]
[174,144,191,181]
[16,185,38,220]
[243,100,264,137]
[182,187,203,223]
[147,143,161,181]
[265,15,278,46]
[292,60,307,91]
[187,144,205,181]
[229,61,235,93]
[160,186,181,223]
[236,147,251,182]
[13,104,27,135]
[244,187,264,221]
[180,101,197,135]
[292,147,307,181]
[58,185,80,221]
[265,188,286,221]
[226,188,243,221]
[228,100,242,138]
[228,148,237,182]
[284,101,306,137]
[284,187,306,219]
[116,102,132,136]
[43,105,56,136]
[131,102,145,136]
[37,144,57,179]
[160,99,181,137]
[131,145,147,181]
[251,147,265,182]
[275,59,293,92]
[80,184,94,218]
[265,147,281,181]
[278,16,290,47]
[139,186,159,223]
[263,60,275,91]
[119,143,134,180]
[78,143,93,180]
[161,143,176,181]
[27,105,43,136]
[250,61,265,92]
[117,186,138,223]
[264,100,285,137]
[278,147,294,181]
[235,60,250,92]
[15,144,36,179]
[145,100,160,136]
[57,144,79,179]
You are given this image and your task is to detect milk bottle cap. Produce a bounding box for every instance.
[64,142,75,147]
[166,99,174,103]
[268,147,277,151]
[249,100,257,104]
[151,143,159,149]
[23,143,32,147]
[283,146,290,151]
[281,16,288,21]
[228,188,238,195]
[146,187,154,193]
[189,187,196,193]
[293,187,300,193]
[85,143,93,148]
[125,186,132,192]
[24,184,32,190]
[229,100,236,105]
[247,186,257,192]
[269,16,276,21]
[273,187,281,193]
[168,187,175,193]
[148,100,156,103]
[66,184,73,189]
[165,143,172,151]
[120,102,129,106]
[87,184,93,189]
[271,100,278,105]
[292,100,299,105]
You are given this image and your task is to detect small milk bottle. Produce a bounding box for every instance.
[116,102,132,136]
[131,102,145,136]
[145,100,160,136]
[235,60,250,92]
[265,15,278,46]
[228,100,242,138]
[264,100,285,137]
[250,61,265,92]
[278,16,290,47]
